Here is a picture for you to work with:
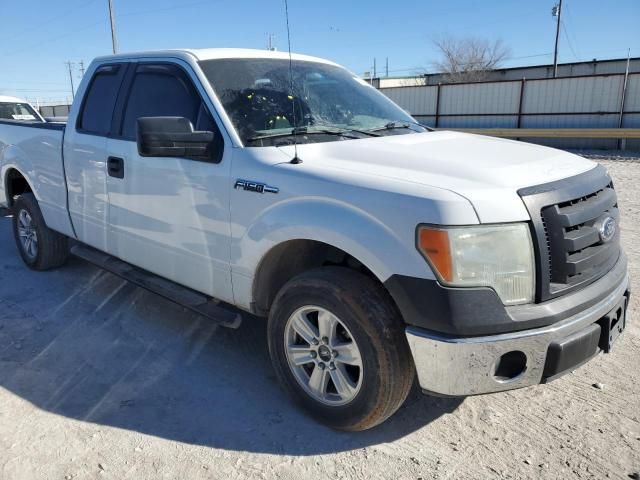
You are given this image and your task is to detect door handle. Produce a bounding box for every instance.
[107,156,124,179]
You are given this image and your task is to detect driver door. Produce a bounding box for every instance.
[105,62,234,303]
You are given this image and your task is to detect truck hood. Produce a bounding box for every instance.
[278,130,596,223]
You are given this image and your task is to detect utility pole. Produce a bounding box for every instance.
[552,0,563,77]
[65,61,75,98]
[79,60,85,77]
[267,33,276,51]
[385,57,389,77]
[108,0,118,54]
[373,58,377,79]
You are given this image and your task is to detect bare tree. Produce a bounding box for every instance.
[433,36,510,83]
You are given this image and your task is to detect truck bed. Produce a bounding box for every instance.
[0,119,74,237]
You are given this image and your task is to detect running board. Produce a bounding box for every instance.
[70,244,242,329]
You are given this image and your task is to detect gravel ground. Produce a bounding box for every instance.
[0,154,639,480]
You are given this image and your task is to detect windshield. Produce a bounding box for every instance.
[199,58,425,146]
[0,102,41,122]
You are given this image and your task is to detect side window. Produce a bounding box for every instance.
[78,64,124,135]
[0,102,39,121]
[121,65,208,141]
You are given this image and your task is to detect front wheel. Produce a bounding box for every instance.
[12,193,69,270]
[268,267,415,431]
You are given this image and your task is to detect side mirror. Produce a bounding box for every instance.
[136,116,214,160]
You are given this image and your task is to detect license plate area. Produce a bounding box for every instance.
[598,295,628,353]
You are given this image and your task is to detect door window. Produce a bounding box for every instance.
[0,102,40,121]
[121,64,213,140]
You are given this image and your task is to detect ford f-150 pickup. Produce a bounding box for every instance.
[0,49,629,431]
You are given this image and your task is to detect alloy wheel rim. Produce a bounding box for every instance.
[284,305,363,406]
[17,209,38,260]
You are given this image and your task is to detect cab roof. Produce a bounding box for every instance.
[94,48,339,66]
[0,95,29,103]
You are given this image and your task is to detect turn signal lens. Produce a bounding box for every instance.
[417,228,453,282]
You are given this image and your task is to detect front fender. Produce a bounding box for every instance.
[232,196,435,284]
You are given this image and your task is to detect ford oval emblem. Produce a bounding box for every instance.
[597,215,616,243]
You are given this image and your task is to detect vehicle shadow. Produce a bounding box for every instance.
[0,219,462,455]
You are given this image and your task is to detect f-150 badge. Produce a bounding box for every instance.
[234,179,279,194]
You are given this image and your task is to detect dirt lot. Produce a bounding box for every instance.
[0,155,638,480]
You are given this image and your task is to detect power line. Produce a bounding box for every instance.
[116,0,215,20]
[0,0,216,59]
[422,52,555,73]
[0,88,71,92]
[0,80,72,86]
[561,21,579,61]
[0,19,104,58]
[382,52,556,75]
[561,4,581,52]
[0,0,99,45]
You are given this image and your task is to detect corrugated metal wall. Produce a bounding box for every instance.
[378,58,640,87]
[440,82,521,115]
[622,75,640,149]
[381,73,640,150]
[39,104,71,118]
[389,86,438,116]
[522,76,623,113]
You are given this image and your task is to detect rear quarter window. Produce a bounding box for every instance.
[78,65,125,135]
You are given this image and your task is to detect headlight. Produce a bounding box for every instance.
[416,223,535,305]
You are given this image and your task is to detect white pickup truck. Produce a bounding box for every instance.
[0,49,629,431]
[0,96,44,123]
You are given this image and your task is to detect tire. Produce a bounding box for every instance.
[12,193,69,270]
[268,266,415,431]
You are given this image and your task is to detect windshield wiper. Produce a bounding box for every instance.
[247,126,379,143]
[368,121,431,132]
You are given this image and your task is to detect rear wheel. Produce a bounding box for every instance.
[12,193,69,270]
[268,267,415,431]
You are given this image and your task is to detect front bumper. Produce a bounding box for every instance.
[405,259,630,397]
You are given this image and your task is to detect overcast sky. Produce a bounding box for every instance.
[1,0,638,102]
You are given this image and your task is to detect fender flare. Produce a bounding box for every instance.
[1,146,37,205]
[236,196,435,286]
